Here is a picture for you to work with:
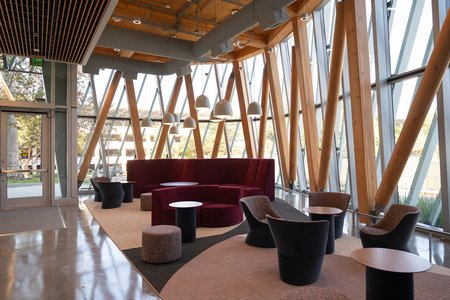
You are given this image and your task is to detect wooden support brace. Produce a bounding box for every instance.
[77,71,122,185]
[154,77,183,159]
[344,0,378,216]
[265,48,290,188]
[289,47,300,186]
[374,9,450,213]
[233,60,256,158]
[184,74,204,158]
[258,66,270,159]
[211,73,235,158]
[293,17,320,191]
[125,79,146,159]
[317,2,346,191]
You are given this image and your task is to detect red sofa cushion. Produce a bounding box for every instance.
[200,203,243,227]
[218,159,249,184]
[196,159,220,184]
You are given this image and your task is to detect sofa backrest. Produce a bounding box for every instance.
[127,158,275,199]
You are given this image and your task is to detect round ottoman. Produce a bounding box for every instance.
[142,225,181,263]
[140,192,153,211]
[281,287,351,300]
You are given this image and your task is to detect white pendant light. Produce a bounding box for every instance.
[173,113,180,124]
[195,94,211,111]
[209,110,221,122]
[141,117,153,127]
[247,101,262,118]
[213,99,233,119]
[162,112,175,125]
[183,116,197,129]
[168,125,180,135]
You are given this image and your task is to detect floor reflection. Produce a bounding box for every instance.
[0,203,160,300]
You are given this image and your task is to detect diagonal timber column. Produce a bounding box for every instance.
[265,48,289,188]
[289,48,300,186]
[292,17,321,192]
[212,73,235,158]
[258,66,270,158]
[318,2,346,191]
[154,77,183,159]
[125,78,146,159]
[374,9,450,213]
[77,70,122,186]
[184,74,204,158]
[233,60,256,158]
[344,0,377,216]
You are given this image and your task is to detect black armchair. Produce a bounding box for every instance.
[97,181,124,209]
[90,176,111,202]
[267,215,329,286]
[240,196,281,248]
[359,204,420,252]
[308,191,351,239]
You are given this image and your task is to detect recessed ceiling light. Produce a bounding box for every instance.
[112,16,122,22]
[231,9,238,15]
[300,13,309,21]
[165,4,171,9]
[133,18,142,25]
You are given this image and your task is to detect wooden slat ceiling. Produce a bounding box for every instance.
[0,0,113,64]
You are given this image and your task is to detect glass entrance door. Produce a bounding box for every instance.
[0,112,49,208]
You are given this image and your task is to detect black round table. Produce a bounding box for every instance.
[169,201,203,243]
[120,181,135,203]
[303,206,342,254]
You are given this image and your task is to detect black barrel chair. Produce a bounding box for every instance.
[308,191,351,239]
[359,204,420,252]
[90,177,111,202]
[267,215,329,286]
[240,196,281,248]
[97,181,124,209]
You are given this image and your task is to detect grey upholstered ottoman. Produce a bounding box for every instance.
[142,225,182,263]
[140,192,153,211]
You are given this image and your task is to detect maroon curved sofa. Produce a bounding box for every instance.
[127,158,275,227]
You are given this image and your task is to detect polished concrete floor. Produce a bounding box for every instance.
[0,191,449,300]
[0,202,160,300]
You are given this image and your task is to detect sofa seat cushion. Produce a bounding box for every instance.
[222,184,265,197]
[200,203,243,227]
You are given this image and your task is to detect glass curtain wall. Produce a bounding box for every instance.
[76,0,449,231]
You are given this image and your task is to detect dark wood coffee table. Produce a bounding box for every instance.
[351,247,431,300]
[303,206,342,254]
[169,201,203,243]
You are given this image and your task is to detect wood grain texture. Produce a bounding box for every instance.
[289,48,300,184]
[125,78,145,159]
[344,0,377,216]
[265,48,289,188]
[184,74,204,159]
[292,17,320,192]
[78,70,122,183]
[211,73,235,158]
[233,60,256,158]
[258,66,270,159]
[318,2,346,191]
[154,77,183,159]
